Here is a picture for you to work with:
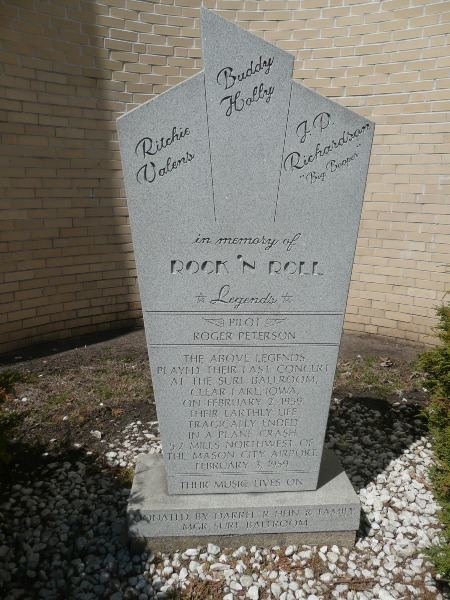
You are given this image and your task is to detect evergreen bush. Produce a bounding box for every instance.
[417,300,450,582]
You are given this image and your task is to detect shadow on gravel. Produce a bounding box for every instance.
[0,325,439,599]
[0,444,138,600]
[325,394,428,539]
[0,389,429,599]
[1,441,95,482]
[328,395,426,491]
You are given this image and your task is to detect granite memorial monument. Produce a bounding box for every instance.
[117,8,374,550]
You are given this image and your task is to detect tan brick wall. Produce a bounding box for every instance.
[1,0,449,353]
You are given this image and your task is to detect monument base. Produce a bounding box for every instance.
[127,450,360,553]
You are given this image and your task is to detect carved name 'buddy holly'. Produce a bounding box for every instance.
[216,55,275,117]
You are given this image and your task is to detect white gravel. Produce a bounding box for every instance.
[0,398,449,599]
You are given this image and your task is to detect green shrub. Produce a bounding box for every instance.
[418,304,450,399]
[417,302,450,582]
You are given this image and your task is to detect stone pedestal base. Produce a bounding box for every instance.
[127,449,359,553]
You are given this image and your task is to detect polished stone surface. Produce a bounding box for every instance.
[117,9,373,495]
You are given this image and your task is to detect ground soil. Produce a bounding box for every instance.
[0,328,429,478]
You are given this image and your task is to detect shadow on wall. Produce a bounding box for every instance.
[1,0,154,354]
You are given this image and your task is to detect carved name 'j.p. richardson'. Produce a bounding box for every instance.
[118,8,373,545]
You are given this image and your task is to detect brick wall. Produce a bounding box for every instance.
[1,0,449,354]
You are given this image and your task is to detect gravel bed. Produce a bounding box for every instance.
[0,398,448,599]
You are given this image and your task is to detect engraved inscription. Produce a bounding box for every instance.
[134,126,195,184]
[130,504,359,536]
[193,232,301,252]
[171,260,229,275]
[210,284,278,310]
[283,110,371,186]
[154,346,336,487]
[216,55,275,117]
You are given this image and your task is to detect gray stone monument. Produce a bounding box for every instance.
[117,8,374,550]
